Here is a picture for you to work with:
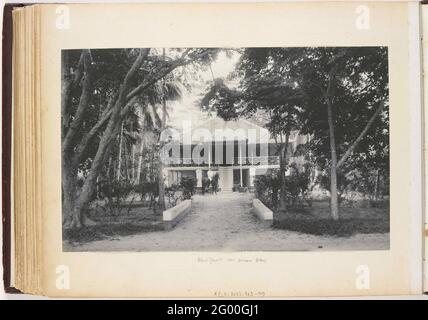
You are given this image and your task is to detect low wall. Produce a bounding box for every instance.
[163,199,192,230]
[252,199,273,224]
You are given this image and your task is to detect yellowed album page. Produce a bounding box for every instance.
[38,2,422,297]
[422,4,428,294]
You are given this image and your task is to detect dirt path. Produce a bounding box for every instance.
[65,192,389,251]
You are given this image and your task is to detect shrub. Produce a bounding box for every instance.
[254,163,313,210]
[98,179,133,202]
[165,183,182,207]
[317,168,389,208]
[134,181,159,209]
[317,170,357,206]
[254,169,281,210]
[180,176,196,199]
[95,179,135,216]
[284,162,313,208]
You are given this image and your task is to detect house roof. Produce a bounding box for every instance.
[190,117,273,142]
[168,115,305,144]
[194,117,262,132]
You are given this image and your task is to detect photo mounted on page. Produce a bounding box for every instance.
[61,47,389,252]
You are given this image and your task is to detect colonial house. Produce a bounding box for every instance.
[162,116,309,192]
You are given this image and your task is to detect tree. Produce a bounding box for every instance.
[146,79,183,210]
[62,48,219,228]
[293,47,388,219]
[202,47,388,219]
[201,48,304,212]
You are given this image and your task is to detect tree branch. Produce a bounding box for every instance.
[62,50,93,155]
[125,49,211,103]
[119,96,138,118]
[337,100,385,169]
[71,49,151,213]
[71,99,116,167]
[61,51,85,139]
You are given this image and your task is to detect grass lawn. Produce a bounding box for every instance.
[273,200,389,237]
[63,206,164,244]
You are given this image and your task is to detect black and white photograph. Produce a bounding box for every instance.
[61,47,389,252]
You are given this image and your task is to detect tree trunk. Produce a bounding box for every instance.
[64,49,150,228]
[117,122,124,180]
[107,156,112,180]
[326,98,339,221]
[62,161,98,228]
[136,139,144,184]
[135,113,146,184]
[278,133,290,212]
[61,161,77,227]
[67,116,122,229]
[157,129,166,210]
[158,161,166,211]
[374,169,380,201]
[131,144,135,182]
[124,140,130,181]
[61,50,84,141]
[157,48,167,211]
[337,100,384,169]
[62,50,92,156]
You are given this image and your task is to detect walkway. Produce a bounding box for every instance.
[65,192,389,251]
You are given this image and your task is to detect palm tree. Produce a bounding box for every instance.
[145,79,183,210]
[114,105,141,181]
[134,105,159,184]
[130,76,183,211]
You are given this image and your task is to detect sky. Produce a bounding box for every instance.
[167,50,241,130]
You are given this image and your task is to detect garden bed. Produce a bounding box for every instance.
[272,200,389,237]
[63,222,164,244]
[64,206,164,244]
[109,200,146,208]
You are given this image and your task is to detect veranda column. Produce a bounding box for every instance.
[249,167,256,187]
[163,168,170,187]
[196,169,202,189]
[239,146,243,187]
